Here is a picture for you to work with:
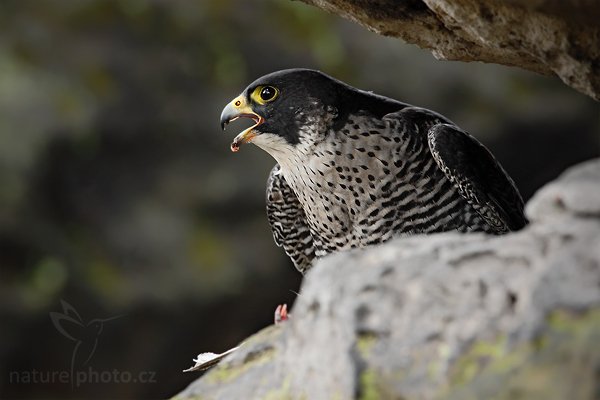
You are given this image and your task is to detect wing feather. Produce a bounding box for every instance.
[427,123,527,232]
[384,107,526,232]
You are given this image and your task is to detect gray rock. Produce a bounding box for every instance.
[300,0,600,101]
[526,159,600,220]
[175,158,600,400]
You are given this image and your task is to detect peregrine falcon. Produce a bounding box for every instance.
[220,69,526,274]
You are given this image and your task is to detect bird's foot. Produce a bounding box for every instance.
[274,304,290,324]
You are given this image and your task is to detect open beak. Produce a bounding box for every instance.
[220,95,264,152]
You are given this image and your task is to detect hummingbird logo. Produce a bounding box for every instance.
[50,300,121,387]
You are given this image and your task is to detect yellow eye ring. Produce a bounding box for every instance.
[251,85,279,105]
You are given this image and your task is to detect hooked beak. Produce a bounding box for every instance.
[220,95,264,152]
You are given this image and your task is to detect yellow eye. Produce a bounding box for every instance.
[251,85,279,105]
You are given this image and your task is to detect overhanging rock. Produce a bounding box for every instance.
[301,0,600,101]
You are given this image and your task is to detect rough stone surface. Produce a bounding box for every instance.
[300,0,600,101]
[175,158,600,400]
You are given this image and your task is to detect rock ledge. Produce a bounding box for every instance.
[302,0,600,101]
[176,158,600,400]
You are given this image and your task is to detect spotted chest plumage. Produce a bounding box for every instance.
[276,111,495,261]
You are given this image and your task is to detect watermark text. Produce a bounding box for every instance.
[9,367,156,387]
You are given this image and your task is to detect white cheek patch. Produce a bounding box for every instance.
[252,133,297,160]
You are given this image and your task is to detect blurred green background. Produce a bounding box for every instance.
[0,0,597,398]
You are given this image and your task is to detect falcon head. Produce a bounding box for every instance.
[220,69,401,159]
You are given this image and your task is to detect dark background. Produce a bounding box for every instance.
[0,1,597,399]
